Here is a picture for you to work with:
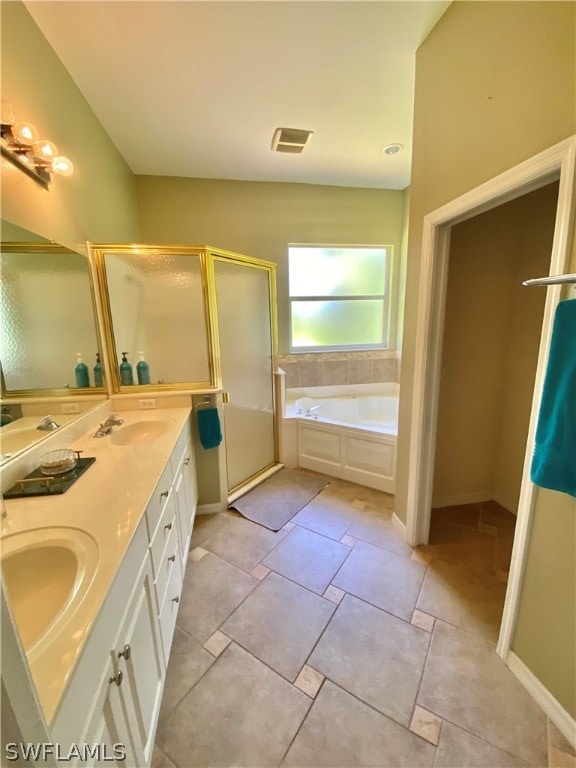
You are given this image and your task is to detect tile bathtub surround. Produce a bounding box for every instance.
[156,476,557,768]
[278,350,400,388]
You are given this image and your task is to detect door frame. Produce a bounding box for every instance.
[405,136,575,659]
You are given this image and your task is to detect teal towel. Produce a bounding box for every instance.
[197,407,222,449]
[530,299,576,498]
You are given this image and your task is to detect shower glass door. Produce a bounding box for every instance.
[211,255,278,493]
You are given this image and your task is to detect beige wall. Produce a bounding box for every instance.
[1,2,140,249]
[433,184,556,511]
[135,176,405,355]
[401,1,575,718]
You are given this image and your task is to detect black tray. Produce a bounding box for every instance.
[4,456,96,498]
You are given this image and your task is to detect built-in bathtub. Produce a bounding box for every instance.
[281,383,398,494]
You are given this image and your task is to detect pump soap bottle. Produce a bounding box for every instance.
[136,351,151,385]
[75,353,90,388]
[94,352,103,387]
[119,352,134,385]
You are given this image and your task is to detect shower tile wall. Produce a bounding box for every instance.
[278,352,400,389]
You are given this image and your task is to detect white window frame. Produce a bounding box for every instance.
[288,244,393,353]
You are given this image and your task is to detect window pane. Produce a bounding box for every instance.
[289,247,387,297]
[291,300,385,348]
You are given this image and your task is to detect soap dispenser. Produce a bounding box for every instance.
[136,351,151,385]
[74,353,90,388]
[119,352,134,385]
[94,352,103,387]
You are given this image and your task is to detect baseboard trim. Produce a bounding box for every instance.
[392,512,406,535]
[506,651,576,749]
[431,492,492,508]
[197,502,226,515]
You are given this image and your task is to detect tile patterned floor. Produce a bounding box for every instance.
[153,480,575,768]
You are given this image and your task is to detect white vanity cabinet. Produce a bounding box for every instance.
[49,416,198,768]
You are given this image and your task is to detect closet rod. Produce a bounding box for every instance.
[522,273,576,287]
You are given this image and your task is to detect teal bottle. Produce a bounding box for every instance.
[74,352,90,388]
[119,352,134,385]
[136,351,151,385]
[94,352,103,387]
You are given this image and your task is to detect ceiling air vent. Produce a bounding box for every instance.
[271,127,314,154]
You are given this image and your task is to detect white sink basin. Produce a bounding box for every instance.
[110,419,172,446]
[1,527,98,658]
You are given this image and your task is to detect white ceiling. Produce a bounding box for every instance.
[25,1,450,190]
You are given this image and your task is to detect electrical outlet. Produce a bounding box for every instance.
[139,398,157,410]
[61,402,80,414]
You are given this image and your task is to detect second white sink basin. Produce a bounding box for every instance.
[110,419,172,446]
[0,426,47,456]
[1,527,99,659]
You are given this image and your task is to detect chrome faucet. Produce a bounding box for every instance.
[37,415,60,431]
[93,413,124,438]
[304,404,323,418]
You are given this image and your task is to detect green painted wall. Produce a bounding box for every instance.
[135,176,405,355]
[400,0,575,717]
[0,1,140,249]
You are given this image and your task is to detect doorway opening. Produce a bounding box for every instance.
[405,137,575,658]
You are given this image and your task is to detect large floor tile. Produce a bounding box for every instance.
[333,540,426,620]
[221,571,335,681]
[291,494,358,541]
[308,594,429,726]
[190,512,232,548]
[432,504,481,530]
[417,559,506,641]
[202,514,288,573]
[346,506,413,558]
[156,642,310,767]
[418,620,548,766]
[262,526,351,594]
[434,721,530,767]
[282,681,435,768]
[480,501,517,532]
[420,518,497,577]
[158,627,215,723]
[177,552,258,643]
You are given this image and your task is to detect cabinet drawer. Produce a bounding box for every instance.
[149,490,176,579]
[154,516,181,610]
[158,557,184,666]
[170,422,192,475]
[145,460,173,540]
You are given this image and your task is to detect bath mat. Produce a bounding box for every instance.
[229,468,330,531]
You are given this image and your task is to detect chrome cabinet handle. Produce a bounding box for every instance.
[168,554,176,563]
[160,490,169,499]
[172,596,180,604]
[184,457,190,466]
[109,670,123,687]
[164,522,173,531]
[118,644,131,661]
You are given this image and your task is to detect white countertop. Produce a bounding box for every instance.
[0,406,192,723]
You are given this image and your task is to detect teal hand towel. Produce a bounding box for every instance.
[530,299,576,498]
[197,407,222,449]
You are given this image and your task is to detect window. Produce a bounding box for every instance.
[288,245,391,352]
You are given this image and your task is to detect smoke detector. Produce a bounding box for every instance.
[271,127,314,154]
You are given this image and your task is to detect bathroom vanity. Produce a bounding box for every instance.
[1,407,197,766]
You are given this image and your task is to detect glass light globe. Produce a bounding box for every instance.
[12,121,39,146]
[51,156,74,176]
[1,102,15,125]
[32,139,59,160]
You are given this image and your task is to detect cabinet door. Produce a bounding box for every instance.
[174,445,197,573]
[115,554,164,767]
[83,657,140,768]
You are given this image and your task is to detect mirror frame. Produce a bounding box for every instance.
[91,244,218,393]
[0,242,108,399]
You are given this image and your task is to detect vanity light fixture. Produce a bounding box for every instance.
[1,102,74,190]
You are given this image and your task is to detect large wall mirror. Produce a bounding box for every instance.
[0,221,107,461]
[93,246,214,391]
